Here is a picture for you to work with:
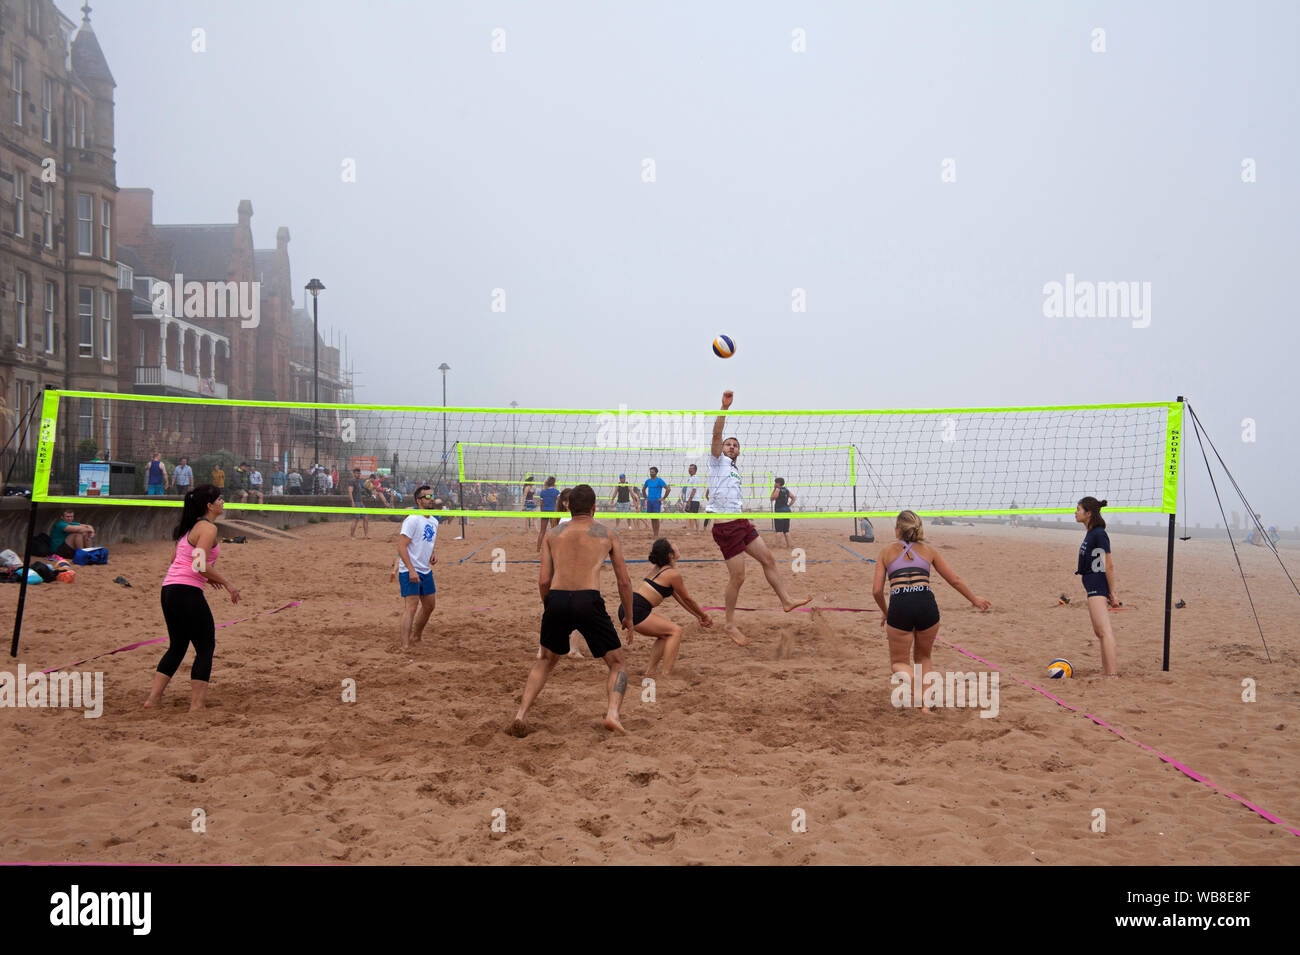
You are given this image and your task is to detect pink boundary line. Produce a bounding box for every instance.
[938,637,1300,837]
[37,601,304,674]
[33,600,497,674]
[702,605,868,613]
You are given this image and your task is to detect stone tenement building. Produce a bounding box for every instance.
[0,0,118,467]
[0,1,352,483]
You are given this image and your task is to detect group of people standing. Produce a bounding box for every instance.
[141,390,1122,725]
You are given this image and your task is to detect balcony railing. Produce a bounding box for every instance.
[134,365,228,399]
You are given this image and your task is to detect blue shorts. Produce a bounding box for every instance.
[399,570,436,597]
[148,485,164,495]
[1081,572,1109,599]
[646,500,662,514]
[615,502,631,512]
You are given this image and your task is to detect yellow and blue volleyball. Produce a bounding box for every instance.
[1047,658,1073,679]
[712,335,736,358]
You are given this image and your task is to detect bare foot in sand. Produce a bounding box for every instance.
[604,713,627,734]
[507,717,529,737]
[783,596,813,612]
[725,624,749,646]
[143,696,160,709]
[188,702,205,713]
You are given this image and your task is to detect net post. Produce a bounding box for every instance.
[1162,395,1184,671]
[458,480,465,539]
[10,497,39,658]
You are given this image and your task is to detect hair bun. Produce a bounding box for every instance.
[1099,499,1108,507]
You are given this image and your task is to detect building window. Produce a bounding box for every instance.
[100,200,110,258]
[79,398,92,443]
[15,272,28,348]
[43,281,54,354]
[27,0,41,35]
[13,171,23,238]
[100,290,112,359]
[41,184,52,248]
[41,76,51,142]
[74,98,85,149]
[117,263,133,289]
[16,381,34,450]
[101,402,111,458]
[77,287,93,357]
[77,193,92,255]
[11,58,23,127]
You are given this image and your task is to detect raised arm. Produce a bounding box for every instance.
[930,550,990,611]
[711,390,733,457]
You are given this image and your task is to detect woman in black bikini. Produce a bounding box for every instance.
[617,538,712,676]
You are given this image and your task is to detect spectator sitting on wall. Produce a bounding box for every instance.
[247,466,265,505]
[211,462,226,489]
[233,462,251,502]
[171,457,194,497]
[271,466,286,496]
[286,468,303,494]
[51,509,95,559]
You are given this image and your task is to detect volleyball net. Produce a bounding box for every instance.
[30,391,1182,519]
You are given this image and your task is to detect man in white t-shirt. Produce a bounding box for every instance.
[707,390,810,646]
[394,484,439,649]
[680,463,701,533]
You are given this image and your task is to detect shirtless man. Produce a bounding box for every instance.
[508,484,635,736]
[708,390,811,645]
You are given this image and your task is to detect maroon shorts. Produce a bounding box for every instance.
[711,518,758,560]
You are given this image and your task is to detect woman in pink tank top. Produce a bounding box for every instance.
[145,485,241,713]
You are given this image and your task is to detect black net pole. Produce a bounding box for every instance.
[1162,395,1183,671]
[9,497,40,658]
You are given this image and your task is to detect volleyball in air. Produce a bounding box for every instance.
[1047,658,1073,679]
[712,335,736,358]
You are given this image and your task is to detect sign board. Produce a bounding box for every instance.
[350,456,378,474]
[78,461,111,497]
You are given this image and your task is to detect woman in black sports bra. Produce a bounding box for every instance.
[616,538,712,676]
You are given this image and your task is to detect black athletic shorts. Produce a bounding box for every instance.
[540,589,622,657]
[1080,572,1110,599]
[616,592,654,627]
[686,501,700,513]
[886,585,941,632]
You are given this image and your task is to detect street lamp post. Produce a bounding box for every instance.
[509,399,519,507]
[305,279,325,472]
[438,363,450,471]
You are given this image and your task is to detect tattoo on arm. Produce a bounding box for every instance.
[613,671,627,696]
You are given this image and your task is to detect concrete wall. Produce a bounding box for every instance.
[0,496,345,551]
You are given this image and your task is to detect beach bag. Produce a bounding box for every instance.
[29,532,52,557]
[0,549,22,569]
[74,547,108,565]
[32,562,58,583]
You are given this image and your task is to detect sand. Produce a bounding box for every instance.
[0,517,1296,865]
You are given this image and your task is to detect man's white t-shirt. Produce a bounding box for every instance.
[706,454,743,514]
[398,514,439,574]
[681,476,699,503]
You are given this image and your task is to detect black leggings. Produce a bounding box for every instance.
[158,584,216,682]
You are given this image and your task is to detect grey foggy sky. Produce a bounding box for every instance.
[84,0,1298,526]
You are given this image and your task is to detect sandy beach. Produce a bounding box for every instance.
[1,517,1296,865]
